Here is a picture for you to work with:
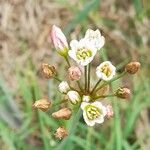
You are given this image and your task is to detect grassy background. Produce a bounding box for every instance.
[0,0,150,149]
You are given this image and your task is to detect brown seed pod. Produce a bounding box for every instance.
[41,63,56,79]
[115,87,131,99]
[52,108,72,120]
[125,62,141,74]
[32,99,51,112]
[54,126,68,140]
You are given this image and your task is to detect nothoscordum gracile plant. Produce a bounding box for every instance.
[33,25,141,140]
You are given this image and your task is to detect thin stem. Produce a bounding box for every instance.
[93,94,115,100]
[94,71,127,94]
[53,76,62,82]
[52,99,67,107]
[84,66,88,92]
[77,81,83,92]
[90,79,102,94]
[87,64,91,92]
[65,57,71,67]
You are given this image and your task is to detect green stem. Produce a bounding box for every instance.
[54,76,62,82]
[94,71,127,94]
[84,66,88,92]
[90,79,101,94]
[87,64,91,92]
[52,99,67,107]
[77,81,83,92]
[65,57,71,67]
[93,94,115,100]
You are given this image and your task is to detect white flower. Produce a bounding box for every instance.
[96,61,116,81]
[51,25,69,57]
[81,101,107,126]
[67,91,81,104]
[58,81,70,94]
[68,39,97,66]
[84,29,105,51]
[82,95,91,102]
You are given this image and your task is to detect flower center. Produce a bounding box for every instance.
[76,48,92,60]
[100,64,112,77]
[85,105,101,120]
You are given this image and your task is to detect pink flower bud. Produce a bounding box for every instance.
[68,66,81,81]
[51,25,69,57]
[106,105,113,118]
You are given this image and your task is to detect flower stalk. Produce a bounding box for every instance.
[93,71,127,94]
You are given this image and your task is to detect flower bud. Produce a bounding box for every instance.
[41,63,56,79]
[67,91,81,104]
[51,25,69,57]
[68,66,81,81]
[52,108,72,120]
[106,105,113,118]
[82,95,91,102]
[115,87,131,99]
[58,81,70,94]
[54,126,68,140]
[125,62,141,74]
[32,99,51,112]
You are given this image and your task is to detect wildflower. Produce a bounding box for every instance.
[115,87,131,99]
[41,63,56,79]
[32,99,51,112]
[81,101,106,126]
[125,62,141,74]
[67,91,81,104]
[84,29,105,51]
[51,25,69,57]
[68,66,81,81]
[68,39,97,66]
[82,95,91,102]
[54,126,68,140]
[52,108,72,120]
[105,105,113,118]
[58,81,70,94]
[96,61,116,81]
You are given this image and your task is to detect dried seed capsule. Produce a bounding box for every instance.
[32,99,51,112]
[52,108,72,120]
[125,62,141,74]
[54,126,68,140]
[41,63,56,79]
[115,87,131,99]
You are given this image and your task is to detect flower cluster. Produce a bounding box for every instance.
[33,25,140,139]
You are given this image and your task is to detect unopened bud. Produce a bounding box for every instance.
[32,99,51,111]
[115,87,131,99]
[67,91,81,104]
[82,95,91,102]
[106,105,113,118]
[51,25,69,57]
[68,66,81,81]
[41,63,56,79]
[58,81,70,94]
[54,126,68,140]
[125,62,141,74]
[52,108,72,120]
